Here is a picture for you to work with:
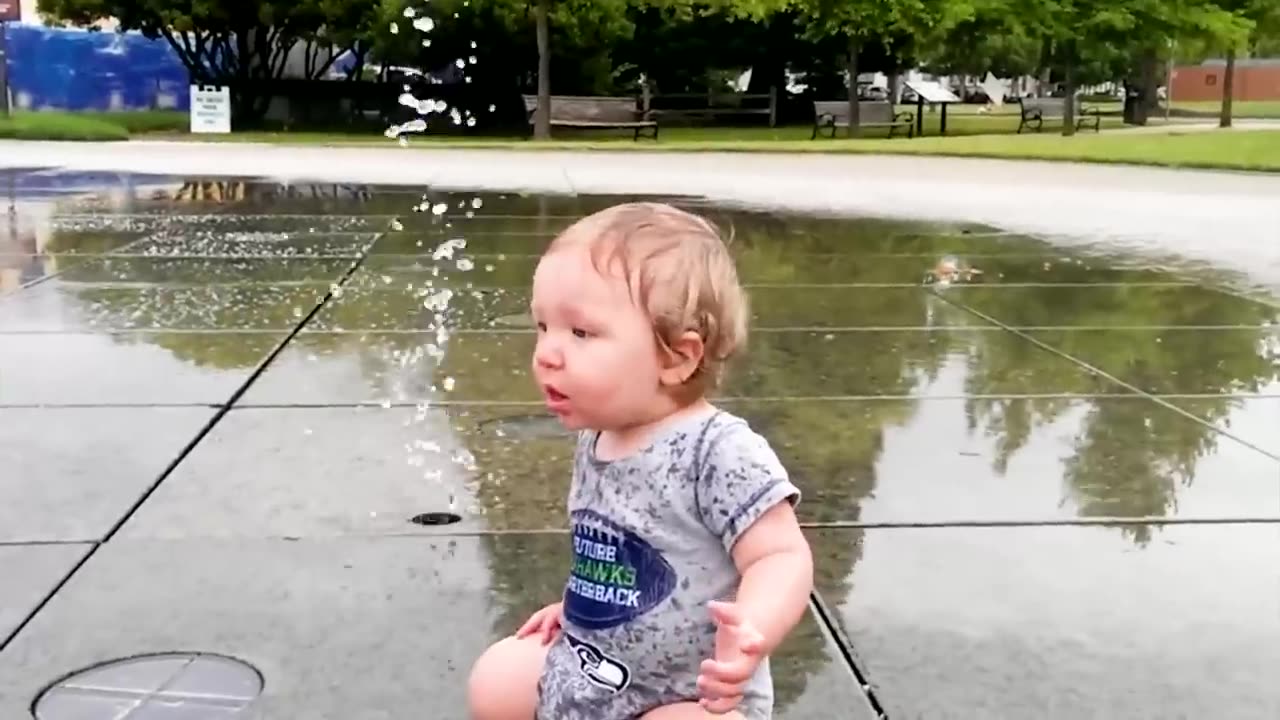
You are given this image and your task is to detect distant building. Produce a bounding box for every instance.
[1171,58,1280,102]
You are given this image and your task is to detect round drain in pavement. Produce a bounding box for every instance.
[478,413,571,439]
[411,511,463,526]
[34,652,262,719]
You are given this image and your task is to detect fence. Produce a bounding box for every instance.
[5,25,189,111]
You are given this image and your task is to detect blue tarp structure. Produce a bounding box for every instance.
[5,25,190,111]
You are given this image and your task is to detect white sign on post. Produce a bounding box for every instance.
[905,80,961,104]
[189,85,231,134]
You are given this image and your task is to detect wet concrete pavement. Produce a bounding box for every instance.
[1,172,1279,719]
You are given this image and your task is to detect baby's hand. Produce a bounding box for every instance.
[515,601,563,646]
[697,600,765,714]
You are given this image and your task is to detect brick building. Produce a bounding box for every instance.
[1171,58,1280,102]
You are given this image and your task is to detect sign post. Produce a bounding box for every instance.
[0,0,19,117]
[904,80,962,137]
[189,85,232,134]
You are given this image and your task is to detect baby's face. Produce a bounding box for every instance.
[529,244,664,431]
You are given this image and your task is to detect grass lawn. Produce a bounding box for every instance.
[0,112,130,141]
[4,108,1276,172]
[1170,100,1280,118]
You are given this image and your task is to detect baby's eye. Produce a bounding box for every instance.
[572,327,590,339]
[535,321,548,332]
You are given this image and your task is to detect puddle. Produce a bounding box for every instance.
[5,175,1279,538]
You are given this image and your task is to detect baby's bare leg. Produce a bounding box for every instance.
[467,635,551,720]
[641,702,746,720]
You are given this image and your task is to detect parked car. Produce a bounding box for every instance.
[859,85,889,101]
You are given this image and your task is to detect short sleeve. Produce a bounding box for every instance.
[695,417,801,553]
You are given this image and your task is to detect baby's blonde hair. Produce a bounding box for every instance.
[548,202,748,396]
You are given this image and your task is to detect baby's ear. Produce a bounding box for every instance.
[659,330,705,387]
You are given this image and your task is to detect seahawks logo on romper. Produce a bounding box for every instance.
[563,632,632,693]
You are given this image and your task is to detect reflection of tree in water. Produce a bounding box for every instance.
[952,282,1280,544]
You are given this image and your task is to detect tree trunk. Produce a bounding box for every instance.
[1061,55,1076,137]
[1219,48,1235,129]
[888,71,901,104]
[846,37,861,138]
[533,0,551,140]
[1139,49,1159,113]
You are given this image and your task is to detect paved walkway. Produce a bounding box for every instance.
[1101,119,1280,134]
[4,139,1279,296]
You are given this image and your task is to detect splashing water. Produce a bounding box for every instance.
[385,119,427,139]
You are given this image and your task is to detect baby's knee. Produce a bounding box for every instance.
[467,636,549,720]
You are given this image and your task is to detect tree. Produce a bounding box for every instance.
[1213,0,1280,127]
[794,0,951,136]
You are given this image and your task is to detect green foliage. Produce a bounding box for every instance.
[95,110,189,133]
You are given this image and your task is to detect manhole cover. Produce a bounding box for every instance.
[478,414,571,439]
[410,511,463,526]
[34,652,262,719]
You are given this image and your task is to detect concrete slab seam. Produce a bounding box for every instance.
[0,244,376,655]
[809,590,888,720]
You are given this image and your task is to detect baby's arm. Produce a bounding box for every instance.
[728,501,813,655]
[693,417,813,655]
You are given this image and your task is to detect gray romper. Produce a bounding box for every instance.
[535,409,802,720]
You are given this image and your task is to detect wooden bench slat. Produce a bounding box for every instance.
[552,120,657,128]
[522,94,658,140]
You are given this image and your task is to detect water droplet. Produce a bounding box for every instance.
[484,264,495,272]
[413,16,435,33]
[431,203,448,215]
[488,104,496,112]
[468,55,477,64]
[422,39,432,47]
[390,219,404,231]
[389,22,399,34]
[380,399,392,409]
[456,258,474,271]
[382,275,393,285]
[455,58,466,69]
[443,377,456,392]
[471,41,478,48]
[466,116,477,127]
[404,7,416,17]
[329,283,345,298]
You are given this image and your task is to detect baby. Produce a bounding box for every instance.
[467,202,814,720]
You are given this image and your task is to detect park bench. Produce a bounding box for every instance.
[1017,97,1102,133]
[811,101,915,139]
[521,95,659,140]
[647,89,778,127]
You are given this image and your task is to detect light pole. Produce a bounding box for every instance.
[0,0,21,116]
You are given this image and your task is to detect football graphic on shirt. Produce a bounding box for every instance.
[564,510,678,630]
